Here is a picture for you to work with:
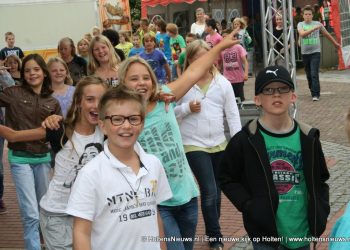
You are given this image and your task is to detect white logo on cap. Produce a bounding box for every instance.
[266,69,279,77]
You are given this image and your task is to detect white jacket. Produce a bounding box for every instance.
[175,73,242,148]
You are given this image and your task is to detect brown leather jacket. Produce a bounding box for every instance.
[0,86,62,154]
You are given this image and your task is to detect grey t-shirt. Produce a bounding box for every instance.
[297,21,326,55]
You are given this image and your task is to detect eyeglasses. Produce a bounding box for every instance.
[262,86,291,95]
[105,115,143,126]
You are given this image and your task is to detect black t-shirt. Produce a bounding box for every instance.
[114,48,125,61]
[273,28,284,53]
[0,47,24,60]
[68,55,87,86]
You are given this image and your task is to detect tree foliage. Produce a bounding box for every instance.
[130,0,141,20]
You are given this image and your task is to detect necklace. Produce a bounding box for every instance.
[117,168,143,207]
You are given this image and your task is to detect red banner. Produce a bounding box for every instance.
[332,0,350,69]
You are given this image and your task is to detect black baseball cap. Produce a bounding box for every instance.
[255,65,295,95]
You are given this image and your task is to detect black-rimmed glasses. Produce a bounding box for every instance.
[105,115,143,126]
[262,86,291,95]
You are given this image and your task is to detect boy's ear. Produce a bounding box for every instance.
[254,95,262,106]
[291,91,297,103]
[98,119,108,136]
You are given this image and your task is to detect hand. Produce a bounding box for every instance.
[0,65,10,74]
[334,42,341,48]
[244,74,248,81]
[156,91,176,113]
[218,28,241,50]
[41,115,63,130]
[189,100,201,113]
[314,25,322,31]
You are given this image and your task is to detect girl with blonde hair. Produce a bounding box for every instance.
[116,30,240,250]
[77,38,90,63]
[88,35,121,87]
[47,57,75,118]
[232,17,252,50]
[176,39,241,250]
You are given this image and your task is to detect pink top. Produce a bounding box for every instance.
[220,44,247,83]
[205,32,223,48]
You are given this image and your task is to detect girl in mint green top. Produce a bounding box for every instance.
[117,32,240,250]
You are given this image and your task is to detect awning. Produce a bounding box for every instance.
[141,0,207,18]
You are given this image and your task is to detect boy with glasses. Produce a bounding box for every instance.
[220,65,330,250]
[66,87,172,250]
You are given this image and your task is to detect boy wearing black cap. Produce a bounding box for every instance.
[219,65,330,249]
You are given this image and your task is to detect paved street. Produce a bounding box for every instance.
[0,68,350,249]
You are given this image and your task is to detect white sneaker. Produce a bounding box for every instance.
[312,97,319,101]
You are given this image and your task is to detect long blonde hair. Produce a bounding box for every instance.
[47,57,73,85]
[184,39,217,74]
[88,35,120,75]
[118,57,159,102]
[64,76,109,145]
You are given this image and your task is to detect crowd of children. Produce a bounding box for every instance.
[0,3,347,250]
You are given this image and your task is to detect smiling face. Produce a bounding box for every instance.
[196,11,205,22]
[123,62,155,101]
[254,82,296,117]
[23,59,45,93]
[99,100,144,152]
[79,84,107,126]
[92,41,110,64]
[48,61,67,85]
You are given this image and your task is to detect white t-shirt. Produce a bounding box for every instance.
[191,22,206,37]
[66,141,172,250]
[40,127,104,213]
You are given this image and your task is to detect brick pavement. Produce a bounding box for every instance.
[1,70,350,250]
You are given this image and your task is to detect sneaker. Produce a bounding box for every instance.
[312,97,319,101]
[0,199,8,214]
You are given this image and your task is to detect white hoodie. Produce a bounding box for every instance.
[175,72,242,148]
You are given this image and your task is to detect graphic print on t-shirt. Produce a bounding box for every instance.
[267,145,304,201]
[63,142,103,188]
[271,158,300,195]
[106,178,158,220]
[138,122,186,179]
[223,50,240,71]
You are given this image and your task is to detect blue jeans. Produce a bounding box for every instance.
[186,151,223,244]
[302,52,321,98]
[0,136,4,199]
[0,110,4,200]
[11,162,51,250]
[253,242,310,250]
[158,197,198,250]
